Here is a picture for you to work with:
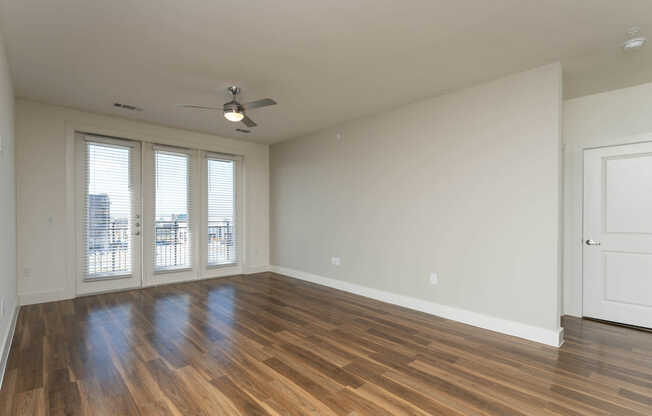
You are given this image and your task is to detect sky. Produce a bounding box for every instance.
[155,151,189,220]
[87,143,131,219]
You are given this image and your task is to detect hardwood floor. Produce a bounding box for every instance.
[2,273,652,415]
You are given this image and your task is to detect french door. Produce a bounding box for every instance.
[77,134,142,295]
[75,133,241,296]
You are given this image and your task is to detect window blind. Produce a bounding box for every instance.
[83,140,133,279]
[154,148,192,271]
[207,156,237,266]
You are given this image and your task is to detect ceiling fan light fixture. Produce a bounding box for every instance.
[224,109,244,122]
[624,36,646,50]
[624,26,647,50]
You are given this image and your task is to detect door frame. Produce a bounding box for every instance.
[578,136,652,318]
[142,143,199,287]
[75,133,143,296]
[64,122,246,300]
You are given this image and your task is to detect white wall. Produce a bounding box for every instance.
[271,63,563,345]
[563,81,652,316]
[15,99,269,304]
[0,30,16,383]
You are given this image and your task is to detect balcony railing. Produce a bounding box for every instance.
[87,219,234,275]
[87,219,130,277]
[155,221,190,270]
[208,221,235,265]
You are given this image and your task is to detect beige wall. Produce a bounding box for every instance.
[563,81,652,316]
[15,99,269,303]
[0,30,16,373]
[271,64,563,336]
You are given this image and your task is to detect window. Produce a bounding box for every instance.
[154,148,192,271]
[207,156,237,266]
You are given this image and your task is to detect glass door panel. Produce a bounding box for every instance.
[77,135,141,295]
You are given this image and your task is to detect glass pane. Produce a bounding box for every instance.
[155,151,191,270]
[207,159,235,265]
[86,143,132,278]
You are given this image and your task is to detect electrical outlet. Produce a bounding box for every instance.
[331,257,341,266]
[429,272,438,285]
[24,267,32,278]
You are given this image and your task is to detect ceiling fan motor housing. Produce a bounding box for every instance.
[223,100,244,114]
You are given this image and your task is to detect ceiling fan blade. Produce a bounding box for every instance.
[178,104,222,110]
[242,98,276,110]
[241,116,257,127]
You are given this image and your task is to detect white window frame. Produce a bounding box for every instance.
[142,143,200,286]
[74,133,143,296]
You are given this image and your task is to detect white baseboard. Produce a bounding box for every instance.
[144,266,245,288]
[244,265,271,274]
[19,266,271,302]
[270,265,564,348]
[203,266,244,279]
[19,288,71,306]
[20,265,258,304]
[0,300,19,390]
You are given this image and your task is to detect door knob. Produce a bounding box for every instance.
[585,239,601,246]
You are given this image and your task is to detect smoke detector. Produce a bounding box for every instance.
[624,27,646,50]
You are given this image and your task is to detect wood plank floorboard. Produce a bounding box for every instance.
[2,272,652,415]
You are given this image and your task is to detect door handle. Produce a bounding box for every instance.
[585,239,601,246]
[134,231,141,236]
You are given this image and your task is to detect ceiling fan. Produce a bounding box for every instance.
[179,86,276,128]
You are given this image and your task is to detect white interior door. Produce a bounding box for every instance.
[76,134,142,295]
[583,142,652,328]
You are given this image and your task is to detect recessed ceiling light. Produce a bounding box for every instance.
[624,27,646,50]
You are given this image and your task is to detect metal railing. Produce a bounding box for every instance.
[208,221,235,265]
[155,221,190,270]
[87,219,235,274]
[87,219,130,276]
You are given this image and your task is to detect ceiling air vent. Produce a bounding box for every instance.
[114,102,143,111]
[235,128,251,133]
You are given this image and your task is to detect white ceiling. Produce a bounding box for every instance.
[1,0,652,144]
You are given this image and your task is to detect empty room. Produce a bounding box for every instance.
[2,1,652,415]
